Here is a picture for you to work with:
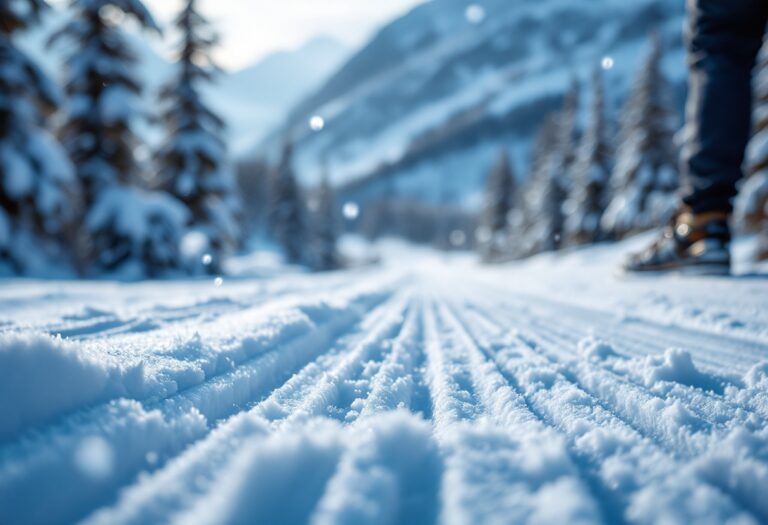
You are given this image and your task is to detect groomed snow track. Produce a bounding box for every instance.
[1,254,768,525]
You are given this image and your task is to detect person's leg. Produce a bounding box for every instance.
[680,0,768,213]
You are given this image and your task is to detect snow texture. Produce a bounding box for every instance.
[0,238,767,525]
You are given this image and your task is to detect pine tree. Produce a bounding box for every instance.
[535,158,568,253]
[155,0,240,273]
[523,80,580,255]
[53,0,188,276]
[270,141,307,265]
[308,162,340,272]
[519,114,559,257]
[554,77,581,190]
[737,46,768,259]
[479,150,515,262]
[54,0,159,200]
[564,67,613,246]
[0,0,77,274]
[601,34,678,238]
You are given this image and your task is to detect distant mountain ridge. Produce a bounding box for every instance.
[257,0,687,210]
[212,36,349,153]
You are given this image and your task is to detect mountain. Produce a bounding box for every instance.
[255,0,687,210]
[209,37,349,153]
[17,8,349,156]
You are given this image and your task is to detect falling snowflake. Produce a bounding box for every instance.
[307,197,320,213]
[465,4,486,24]
[601,56,615,70]
[180,231,208,259]
[74,436,114,480]
[214,277,224,287]
[309,116,325,131]
[450,230,467,247]
[201,253,213,266]
[475,226,492,244]
[343,202,360,220]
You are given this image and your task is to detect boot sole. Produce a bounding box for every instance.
[619,263,731,278]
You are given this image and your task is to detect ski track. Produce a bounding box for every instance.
[1,259,768,525]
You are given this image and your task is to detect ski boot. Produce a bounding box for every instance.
[622,209,731,276]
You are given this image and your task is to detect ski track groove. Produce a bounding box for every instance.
[356,300,425,418]
[451,286,766,524]
[423,295,605,524]
[469,285,768,437]
[435,297,621,525]
[2,267,768,525]
[525,313,768,430]
[277,292,412,423]
[78,290,415,525]
[513,328,768,524]
[3,270,370,340]
[491,286,768,371]
[0,284,404,525]
[461,278,768,425]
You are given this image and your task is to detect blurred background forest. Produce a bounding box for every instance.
[3,0,768,280]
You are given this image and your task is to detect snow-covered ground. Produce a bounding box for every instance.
[1,238,768,525]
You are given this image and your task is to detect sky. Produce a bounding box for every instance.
[144,0,426,71]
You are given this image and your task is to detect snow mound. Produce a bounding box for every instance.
[178,418,345,525]
[639,348,723,393]
[744,361,768,389]
[693,428,768,521]
[311,411,442,525]
[577,336,619,362]
[0,332,152,441]
[440,421,600,523]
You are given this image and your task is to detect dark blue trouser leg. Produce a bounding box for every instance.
[681,0,768,213]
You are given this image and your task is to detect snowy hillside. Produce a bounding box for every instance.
[258,0,686,208]
[211,37,350,153]
[1,238,768,524]
[17,10,348,155]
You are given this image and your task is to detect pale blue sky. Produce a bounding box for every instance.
[146,0,425,70]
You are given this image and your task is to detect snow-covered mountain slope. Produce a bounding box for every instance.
[0,237,767,524]
[211,37,349,153]
[257,0,687,208]
[17,10,348,155]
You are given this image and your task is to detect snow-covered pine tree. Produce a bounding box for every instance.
[564,67,613,246]
[155,0,240,274]
[601,34,678,239]
[554,77,581,191]
[0,0,77,274]
[737,45,768,260]
[518,114,559,257]
[523,80,580,255]
[53,0,188,277]
[479,150,515,262]
[270,141,307,265]
[308,162,340,272]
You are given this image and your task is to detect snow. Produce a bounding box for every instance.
[633,348,724,393]
[0,143,34,199]
[735,172,768,232]
[85,186,189,275]
[0,332,152,441]
[577,337,618,362]
[0,209,10,249]
[267,0,687,209]
[88,188,177,239]
[0,237,767,524]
